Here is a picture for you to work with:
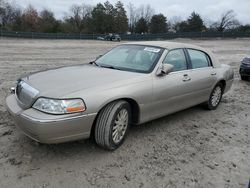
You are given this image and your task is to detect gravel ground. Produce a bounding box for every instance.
[0,38,249,188]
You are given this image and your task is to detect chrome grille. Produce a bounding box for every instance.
[242,61,250,66]
[16,81,39,108]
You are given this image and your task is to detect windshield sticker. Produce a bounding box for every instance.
[144,47,161,53]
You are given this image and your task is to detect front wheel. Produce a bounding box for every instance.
[94,101,131,150]
[204,83,223,110]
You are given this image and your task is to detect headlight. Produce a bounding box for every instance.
[33,98,86,114]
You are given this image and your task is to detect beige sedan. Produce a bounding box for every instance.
[6,41,234,150]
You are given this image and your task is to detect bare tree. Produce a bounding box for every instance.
[67,4,92,32]
[0,0,6,25]
[169,16,182,31]
[127,3,154,33]
[70,5,83,31]
[213,10,240,32]
[136,4,154,23]
[0,0,4,6]
[144,4,155,23]
[0,0,22,29]
[82,4,92,18]
[127,2,136,32]
[39,9,59,33]
[21,5,39,31]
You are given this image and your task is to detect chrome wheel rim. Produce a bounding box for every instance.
[211,86,222,107]
[112,109,128,144]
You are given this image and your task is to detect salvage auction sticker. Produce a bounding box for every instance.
[144,47,161,53]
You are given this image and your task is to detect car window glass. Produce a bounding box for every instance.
[188,49,210,69]
[163,49,187,72]
[96,45,163,73]
[102,48,128,63]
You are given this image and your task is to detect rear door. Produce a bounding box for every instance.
[184,48,218,103]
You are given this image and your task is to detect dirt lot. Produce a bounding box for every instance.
[0,38,249,188]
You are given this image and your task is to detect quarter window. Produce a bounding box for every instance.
[163,49,187,72]
[188,49,210,69]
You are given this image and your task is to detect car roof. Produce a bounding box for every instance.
[125,41,204,51]
[125,41,220,67]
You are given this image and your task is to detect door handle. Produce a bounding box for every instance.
[183,74,191,82]
[211,72,217,75]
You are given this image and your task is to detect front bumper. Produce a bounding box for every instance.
[6,94,97,144]
[239,64,250,76]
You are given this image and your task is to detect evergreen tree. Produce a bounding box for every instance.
[104,1,115,33]
[177,21,189,32]
[177,12,205,32]
[186,12,204,31]
[114,1,128,33]
[150,14,167,33]
[135,17,148,34]
[39,9,59,33]
[91,3,106,33]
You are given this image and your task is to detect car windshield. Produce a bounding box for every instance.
[95,45,163,73]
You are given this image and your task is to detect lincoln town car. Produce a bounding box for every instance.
[6,41,234,150]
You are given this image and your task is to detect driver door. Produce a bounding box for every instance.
[151,48,196,119]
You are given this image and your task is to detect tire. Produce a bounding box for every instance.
[95,100,131,150]
[205,83,224,110]
[241,75,248,80]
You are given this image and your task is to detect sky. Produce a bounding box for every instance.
[12,0,250,25]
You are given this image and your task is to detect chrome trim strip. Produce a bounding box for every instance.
[10,87,15,94]
[20,113,97,123]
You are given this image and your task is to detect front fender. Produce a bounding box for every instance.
[65,79,153,124]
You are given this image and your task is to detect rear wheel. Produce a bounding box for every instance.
[205,83,223,110]
[94,101,131,150]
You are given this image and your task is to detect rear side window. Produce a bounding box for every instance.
[187,49,210,69]
[163,49,187,72]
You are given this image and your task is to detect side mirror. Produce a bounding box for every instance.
[156,64,174,76]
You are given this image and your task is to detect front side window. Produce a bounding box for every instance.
[163,49,187,72]
[96,45,163,73]
[188,49,210,69]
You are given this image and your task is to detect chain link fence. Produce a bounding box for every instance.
[1,30,250,40]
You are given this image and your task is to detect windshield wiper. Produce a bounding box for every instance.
[100,65,122,70]
[89,61,101,67]
[89,62,121,70]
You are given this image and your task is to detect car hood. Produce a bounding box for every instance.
[23,64,145,98]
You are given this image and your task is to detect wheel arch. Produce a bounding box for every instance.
[90,97,140,137]
[217,79,226,93]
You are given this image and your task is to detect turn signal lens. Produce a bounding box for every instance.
[66,107,85,113]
